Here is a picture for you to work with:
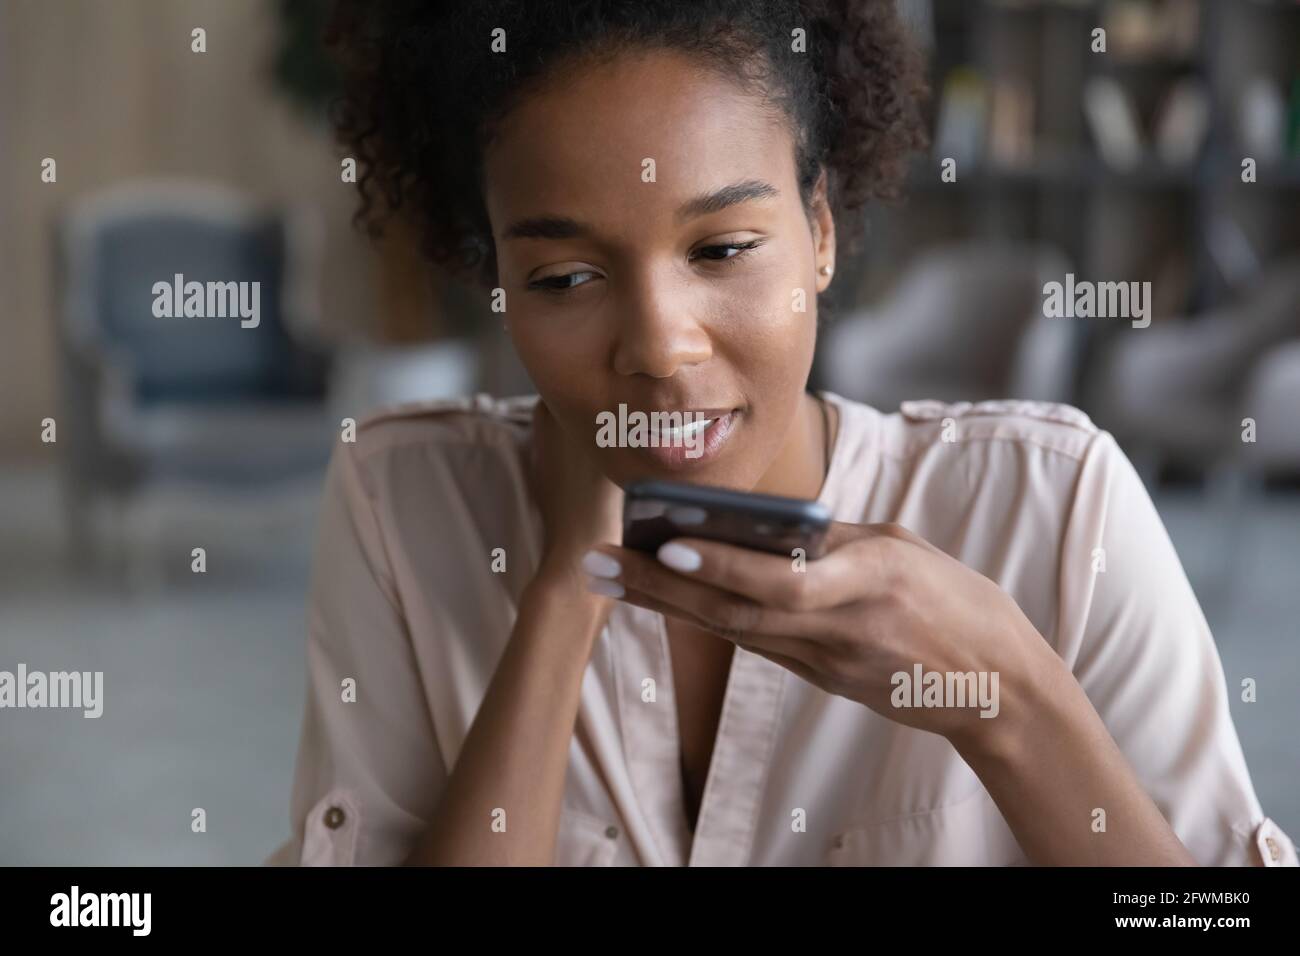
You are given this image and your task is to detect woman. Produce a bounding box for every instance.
[267,0,1295,866]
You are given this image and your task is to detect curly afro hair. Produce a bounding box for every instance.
[325,0,928,289]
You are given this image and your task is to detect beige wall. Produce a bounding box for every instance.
[0,0,382,459]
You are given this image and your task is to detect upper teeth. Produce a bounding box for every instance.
[659,417,713,440]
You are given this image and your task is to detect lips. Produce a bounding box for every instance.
[639,408,740,470]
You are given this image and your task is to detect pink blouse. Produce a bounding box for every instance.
[265,391,1296,866]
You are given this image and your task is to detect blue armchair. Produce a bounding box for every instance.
[55,179,336,570]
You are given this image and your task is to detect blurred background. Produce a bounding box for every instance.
[0,0,1296,864]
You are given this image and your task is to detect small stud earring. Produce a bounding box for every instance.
[819,264,833,277]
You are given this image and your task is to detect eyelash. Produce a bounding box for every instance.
[689,238,765,265]
[527,239,765,294]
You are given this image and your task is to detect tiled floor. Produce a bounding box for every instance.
[0,463,1296,864]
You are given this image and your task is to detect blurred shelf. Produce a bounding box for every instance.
[908,156,1300,196]
[875,0,1300,342]
[906,154,1217,190]
[976,0,1300,12]
[978,0,1103,13]
[1093,54,1201,71]
[1213,161,1300,188]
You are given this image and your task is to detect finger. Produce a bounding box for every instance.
[598,545,810,638]
[646,521,875,610]
[617,585,823,662]
[866,520,948,559]
[823,520,863,552]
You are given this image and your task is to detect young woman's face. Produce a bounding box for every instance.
[483,48,835,490]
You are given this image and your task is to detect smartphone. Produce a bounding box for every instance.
[622,479,832,560]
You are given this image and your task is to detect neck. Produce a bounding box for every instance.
[751,391,829,501]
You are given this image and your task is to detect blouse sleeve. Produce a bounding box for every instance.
[1055,429,1297,866]
[264,437,448,865]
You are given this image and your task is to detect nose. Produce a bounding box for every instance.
[611,270,712,379]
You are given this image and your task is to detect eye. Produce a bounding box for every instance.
[689,238,765,265]
[527,269,600,293]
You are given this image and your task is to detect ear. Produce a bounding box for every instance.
[809,168,837,294]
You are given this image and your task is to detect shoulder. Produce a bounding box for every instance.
[348,392,537,459]
[828,393,1124,550]
[874,397,1103,465]
[336,393,538,498]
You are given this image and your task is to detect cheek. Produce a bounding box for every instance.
[507,320,606,433]
[510,311,593,386]
[711,265,818,391]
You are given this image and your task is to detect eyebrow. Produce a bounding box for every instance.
[501,179,780,241]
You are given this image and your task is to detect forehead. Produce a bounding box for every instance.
[482,49,798,234]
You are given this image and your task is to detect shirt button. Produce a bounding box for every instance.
[832,835,845,849]
[1266,837,1281,862]
[324,806,347,830]
[604,825,619,840]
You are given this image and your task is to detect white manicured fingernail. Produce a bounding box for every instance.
[658,542,701,573]
[582,550,621,579]
[586,576,624,598]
